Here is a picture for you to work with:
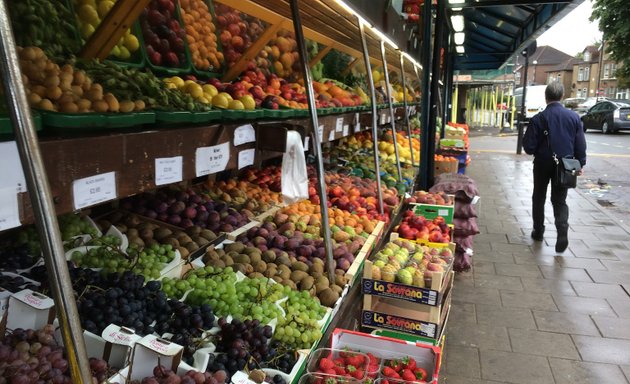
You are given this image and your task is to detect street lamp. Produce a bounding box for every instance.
[532,60,538,85]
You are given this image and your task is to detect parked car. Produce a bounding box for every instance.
[575,97,610,115]
[581,100,630,133]
[562,97,585,110]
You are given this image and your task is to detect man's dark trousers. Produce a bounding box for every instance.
[532,159,569,236]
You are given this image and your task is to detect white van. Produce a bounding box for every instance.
[513,85,547,120]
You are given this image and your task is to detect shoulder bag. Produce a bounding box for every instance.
[540,114,582,189]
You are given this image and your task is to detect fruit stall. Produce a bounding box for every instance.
[0,0,465,383]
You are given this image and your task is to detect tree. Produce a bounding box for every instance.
[592,0,630,88]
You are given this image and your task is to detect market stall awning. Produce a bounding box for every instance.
[451,0,585,70]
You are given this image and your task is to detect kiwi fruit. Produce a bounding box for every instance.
[225,242,245,253]
[292,261,309,272]
[299,276,314,291]
[177,246,190,259]
[245,247,262,256]
[129,237,145,248]
[253,261,267,273]
[232,263,247,274]
[185,242,200,253]
[223,255,234,266]
[233,254,251,264]
[276,255,291,266]
[163,238,180,248]
[199,229,217,240]
[154,228,173,240]
[319,288,340,307]
[249,272,265,279]
[330,284,343,295]
[272,276,283,283]
[290,270,308,283]
[262,250,276,263]
[127,228,139,238]
[249,253,262,264]
[335,274,347,286]
[186,226,202,236]
[310,263,324,275]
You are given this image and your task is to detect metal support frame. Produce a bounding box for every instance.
[419,0,433,190]
[400,53,416,166]
[427,0,445,186]
[441,38,452,138]
[517,52,529,154]
[380,41,403,181]
[289,0,335,283]
[0,1,92,382]
[358,20,385,217]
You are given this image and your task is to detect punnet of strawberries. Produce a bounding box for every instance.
[380,356,429,384]
[309,348,370,381]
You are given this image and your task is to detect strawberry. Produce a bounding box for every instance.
[366,352,379,365]
[402,356,416,371]
[349,367,364,380]
[382,366,401,379]
[339,347,353,358]
[333,358,346,367]
[388,359,403,372]
[334,365,347,376]
[319,358,335,371]
[367,364,380,377]
[345,355,364,367]
[322,369,336,376]
[402,369,416,382]
[414,367,428,381]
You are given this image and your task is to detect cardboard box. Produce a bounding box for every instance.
[362,262,453,307]
[434,160,458,176]
[331,329,441,383]
[84,325,142,369]
[112,335,184,383]
[370,306,450,347]
[361,277,452,340]
[5,289,55,331]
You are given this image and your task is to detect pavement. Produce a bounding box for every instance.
[441,140,630,383]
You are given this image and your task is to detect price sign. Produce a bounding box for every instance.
[195,142,230,177]
[0,141,26,192]
[328,129,335,141]
[155,156,183,186]
[304,136,310,151]
[335,117,344,132]
[233,124,256,146]
[317,125,324,142]
[72,171,117,210]
[354,113,361,132]
[0,187,20,231]
[343,124,349,136]
[238,149,255,169]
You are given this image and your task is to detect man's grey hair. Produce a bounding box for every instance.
[545,82,564,102]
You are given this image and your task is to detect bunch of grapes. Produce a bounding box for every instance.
[130,365,228,384]
[58,213,99,241]
[274,290,326,349]
[0,244,40,271]
[157,300,215,363]
[70,241,176,280]
[0,273,39,292]
[162,267,283,323]
[260,340,298,374]
[209,318,274,376]
[0,326,109,383]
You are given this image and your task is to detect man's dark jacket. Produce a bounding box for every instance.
[523,102,587,166]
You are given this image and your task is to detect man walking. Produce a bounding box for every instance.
[523,82,587,252]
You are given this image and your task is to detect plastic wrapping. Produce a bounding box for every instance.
[281,131,308,205]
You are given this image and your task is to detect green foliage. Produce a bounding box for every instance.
[592,0,630,88]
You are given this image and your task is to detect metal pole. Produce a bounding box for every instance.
[596,40,604,102]
[0,1,92,383]
[380,41,402,181]
[419,0,433,190]
[399,53,415,166]
[358,20,384,216]
[517,53,529,154]
[427,0,445,186]
[289,0,335,283]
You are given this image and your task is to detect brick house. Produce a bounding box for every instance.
[545,57,578,93]
[514,45,573,86]
[570,45,630,99]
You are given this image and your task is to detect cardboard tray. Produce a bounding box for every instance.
[361,276,453,340]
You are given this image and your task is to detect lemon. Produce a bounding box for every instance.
[97,0,115,17]
[228,100,245,110]
[80,23,95,39]
[212,94,229,109]
[240,95,256,110]
[78,4,99,24]
[202,84,218,97]
[117,46,131,59]
[123,34,140,52]
[170,77,185,88]
[110,45,121,58]
[79,0,97,8]
[218,92,233,102]
[165,82,178,90]
[198,96,209,104]
[188,83,203,99]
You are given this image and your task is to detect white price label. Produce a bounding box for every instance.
[343,124,349,136]
[155,156,183,186]
[0,187,20,231]
[380,114,386,125]
[328,129,335,141]
[233,124,256,146]
[335,117,344,132]
[195,142,230,177]
[72,171,117,210]
[238,149,255,169]
[304,136,310,151]
[317,125,324,142]
[0,141,26,192]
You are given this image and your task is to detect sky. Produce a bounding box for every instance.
[537,0,603,56]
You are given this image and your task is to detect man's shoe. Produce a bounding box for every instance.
[556,234,569,253]
[531,230,544,241]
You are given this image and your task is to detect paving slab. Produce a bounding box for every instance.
[475,304,536,329]
[572,335,630,365]
[533,310,600,336]
[549,358,629,384]
[500,290,559,311]
[552,294,617,316]
[479,349,555,384]
[508,328,581,359]
[443,345,481,379]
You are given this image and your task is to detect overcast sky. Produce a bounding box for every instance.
[537,0,602,56]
